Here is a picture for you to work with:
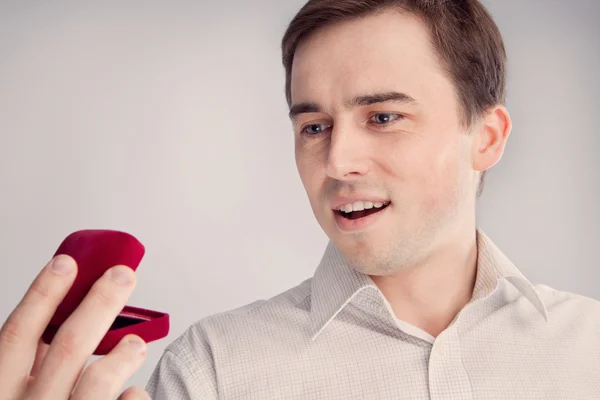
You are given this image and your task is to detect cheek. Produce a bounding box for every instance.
[382,133,465,201]
[420,139,471,213]
[381,138,450,182]
[295,142,326,200]
[295,146,334,228]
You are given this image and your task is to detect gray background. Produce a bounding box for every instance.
[1,0,598,392]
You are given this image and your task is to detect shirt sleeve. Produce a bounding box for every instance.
[145,341,219,399]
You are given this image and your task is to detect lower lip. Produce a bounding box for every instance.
[333,205,390,233]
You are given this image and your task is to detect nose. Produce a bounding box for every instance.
[325,125,371,181]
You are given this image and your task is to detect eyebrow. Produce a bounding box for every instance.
[288,91,417,121]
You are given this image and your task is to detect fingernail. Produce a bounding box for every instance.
[110,266,134,285]
[127,336,147,354]
[50,255,75,275]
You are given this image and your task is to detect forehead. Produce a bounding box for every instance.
[290,10,450,106]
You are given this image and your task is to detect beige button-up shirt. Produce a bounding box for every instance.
[146,230,600,399]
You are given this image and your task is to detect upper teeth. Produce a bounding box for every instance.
[337,201,389,213]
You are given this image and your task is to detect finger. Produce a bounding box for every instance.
[0,255,77,396]
[28,265,136,400]
[118,386,152,400]
[30,339,50,377]
[70,334,147,400]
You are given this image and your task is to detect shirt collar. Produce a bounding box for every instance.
[310,228,548,341]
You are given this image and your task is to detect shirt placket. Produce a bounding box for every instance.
[428,325,473,400]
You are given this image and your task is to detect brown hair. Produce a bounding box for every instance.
[281,0,507,195]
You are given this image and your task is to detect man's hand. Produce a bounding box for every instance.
[0,255,150,400]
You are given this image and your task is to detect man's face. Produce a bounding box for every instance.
[289,10,482,276]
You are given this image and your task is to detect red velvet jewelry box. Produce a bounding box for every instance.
[42,229,170,355]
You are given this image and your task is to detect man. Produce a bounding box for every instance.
[1,0,599,399]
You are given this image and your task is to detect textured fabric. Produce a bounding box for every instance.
[146,229,600,399]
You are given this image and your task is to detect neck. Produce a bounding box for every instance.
[370,226,478,338]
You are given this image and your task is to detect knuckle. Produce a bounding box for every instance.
[89,283,121,310]
[52,329,82,361]
[0,316,23,346]
[114,341,143,362]
[85,362,121,388]
[29,279,53,300]
[83,354,138,392]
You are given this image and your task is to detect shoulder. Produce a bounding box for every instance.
[146,278,312,398]
[535,283,600,310]
[165,276,312,361]
[535,283,600,328]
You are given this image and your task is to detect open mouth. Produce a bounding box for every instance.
[334,201,390,220]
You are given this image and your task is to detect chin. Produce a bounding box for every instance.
[333,235,382,265]
[335,229,426,276]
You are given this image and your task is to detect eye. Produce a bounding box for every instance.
[369,113,403,125]
[301,123,331,135]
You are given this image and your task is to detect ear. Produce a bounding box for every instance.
[471,104,512,173]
